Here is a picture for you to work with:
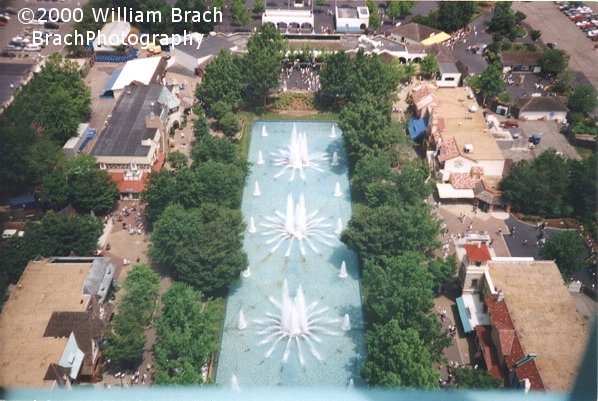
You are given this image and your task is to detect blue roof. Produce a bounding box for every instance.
[456,296,473,333]
[408,117,428,140]
[104,68,122,91]
[9,193,36,208]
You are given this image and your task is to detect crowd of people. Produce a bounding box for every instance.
[280,62,322,92]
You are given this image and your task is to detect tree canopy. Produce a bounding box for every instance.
[195,49,242,108]
[540,49,569,77]
[467,62,506,106]
[386,1,415,21]
[437,2,476,32]
[419,54,439,79]
[539,231,590,277]
[154,283,223,384]
[451,366,502,389]
[488,2,517,41]
[567,84,598,115]
[150,203,247,295]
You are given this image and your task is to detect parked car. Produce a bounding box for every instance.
[529,134,542,145]
[500,120,520,128]
[0,50,17,57]
[24,44,41,51]
[44,21,59,29]
[6,44,23,51]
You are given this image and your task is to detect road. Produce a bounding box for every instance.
[513,2,598,89]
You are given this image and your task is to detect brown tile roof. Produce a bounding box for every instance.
[485,294,545,391]
[450,172,477,189]
[43,363,70,386]
[499,51,542,66]
[476,325,506,381]
[470,166,484,175]
[517,96,569,113]
[389,22,442,43]
[464,243,492,262]
[438,137,460,162]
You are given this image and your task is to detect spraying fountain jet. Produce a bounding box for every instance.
[253,181,261,197]
[261,126,268,137]
[261,194,336,256]
[242,267,251,278]
[341,314,351,331]
[334,182,342,197]
[348,378,354,388]
[335,218,343,235]
[331,151,339,166]
[257,150,265,165]
[272,123,328,181]
[230,374,240,391]
[248,216,257,233]
[255,279,340,365]
[238,310,248,330]
[330,125,337,139]
[338,261,348,279]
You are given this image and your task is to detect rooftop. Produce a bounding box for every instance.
[517,96,569,113]
[106,57,166,92]
[0,259,97,387]
[91,84,171,158]
[434,87,504,161]
[499,51,542,66]
[464,243,492,262]
[174,33,239,59]
[388,22,443,43]
[488,261,588,392]
[439,62,460,75]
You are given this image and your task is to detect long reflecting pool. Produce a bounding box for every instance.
[216,121,365,387]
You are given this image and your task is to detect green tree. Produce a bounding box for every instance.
[437,1,476,32]
[103,264,159,368]
[252,0,265,14]
[195,49,242,108]
[219,112,241,138]
[488,2,517,40]
[0,124,36,198]
[348,51,401,103]
[141,169,177,225]
[26,213,103,257]
[550,68,575,95]
[151,204,247,295]
[167,151,188,170]
[171,0,214,33]
[499,150,572,217]
[530,29,542,42]
[64,155,119,214]
[361,320,439,387]
[367,0,380,30]
[191,134,240,166]
[231,0,252,25]
[468,62,506,106]
[540,48,569,77]
[451,366,502,389]
[419,53,439,79]
[341,205,441,261]
[319,51,353,100]
[567,84,598,115]
[540,231,589,277]
[193,112,210,137]
[242,24,285,104]
[568,153,597,227]
[154,283,223,384]
[386,1,415,21]
[185,161,245,208]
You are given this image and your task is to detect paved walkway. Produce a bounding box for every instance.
[502,216,558,259]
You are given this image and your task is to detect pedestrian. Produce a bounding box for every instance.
[497,227,502,235]
[522,239,528,246]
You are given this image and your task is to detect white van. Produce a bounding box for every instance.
[2,229,17,239]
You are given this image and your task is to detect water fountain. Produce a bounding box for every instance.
[238,310,248,330]
[255,279,340,365]
[348,378,354,388]
[272,123,328,181]
[261,193,335,257]
[242,267,251,278]
[338,261,348,279]
[257,150,265,165]
[253,181,261,197]
[341,314,351,331]
[330,125,337,139]
[261,126,268,137]
[248,216,256,233]
[230,374,240,391]
[335,218,343,235]
[334,182,342,197]
[331,151,339,166]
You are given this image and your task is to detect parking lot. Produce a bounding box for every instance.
[514,2,598,89]
[498,120,581,162]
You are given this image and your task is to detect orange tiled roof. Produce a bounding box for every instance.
[464,243,492,262]
[471,166,484,175]
[108,172,147,194]
[449,172,477,189]
[438,137,460,162]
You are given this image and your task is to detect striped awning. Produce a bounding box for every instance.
[456,296,473,333]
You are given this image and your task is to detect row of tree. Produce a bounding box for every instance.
[0,55,92,199]
[412,2,477,33]
[318,51,454,387]
[103,264,160,368]
[154,283,223,384]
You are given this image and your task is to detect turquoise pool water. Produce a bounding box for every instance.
[215,121,365,387]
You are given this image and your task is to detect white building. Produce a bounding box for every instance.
[516,96,569,123]
[102,56,166,98]
[335,6,369,32]
[436,62,462,88]
[170,33,239,75]
[262,9,314,31]
[93,21,131,53]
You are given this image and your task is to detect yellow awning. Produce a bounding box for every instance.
[421,32,451,46]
